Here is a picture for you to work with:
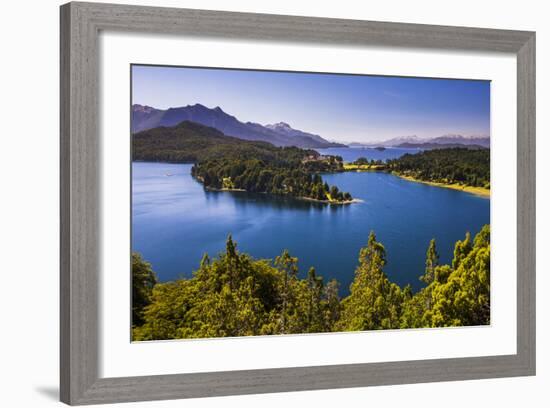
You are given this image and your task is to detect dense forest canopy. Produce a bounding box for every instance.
[133,121,490,198]
[132,225,490,340]
[386,147,490,189]
[131,123,491,339]
[192,156,352,202]
[133,120,352,202]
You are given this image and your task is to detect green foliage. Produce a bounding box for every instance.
[400,225,490,328]
[132,226,491,340]
[429,225,490,326]
[421,238,439,285]
[133,120,351,202]
[133,120,305,163]
[354,157,370,165]
[387,148,490,188]
[193,155,351,202]
[132,253,158,327]
[132,236,343,340]
[337,232,404,331]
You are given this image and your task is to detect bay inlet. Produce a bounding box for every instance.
[132,155,489,294]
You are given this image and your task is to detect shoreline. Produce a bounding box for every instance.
[204,186,359,205]
[205,186,247,192]
[164,163,489,199]
[298,196,362,205]
[393,173,490,198]
[198,174,359,205]
[343,163,387,172]
[340,163,489,198]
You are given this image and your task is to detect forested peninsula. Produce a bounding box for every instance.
[132,225,490,340]
[387,148,490,195]
[133,120,490,200]
[345,148,490,196]
[133,120,353,203]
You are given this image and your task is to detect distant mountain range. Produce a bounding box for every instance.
[350,134,490,149]
[430,135,490,148]
[132,104,345,149]
[396,142,487,150]
[265,122,332,146]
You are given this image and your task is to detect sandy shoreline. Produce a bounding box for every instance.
[394,174,490,198]
[199,171,487,200]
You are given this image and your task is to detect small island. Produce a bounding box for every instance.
[192,152,354,204]
[133,120,355,204]
[133,121,490,201]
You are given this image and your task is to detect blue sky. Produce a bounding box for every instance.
[132,65,490,143]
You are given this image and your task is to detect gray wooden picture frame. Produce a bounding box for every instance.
[60,1,536,405]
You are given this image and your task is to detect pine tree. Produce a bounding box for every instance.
[337,231,402,331]
[421,238,439,285]
[275,250,299,333]
[306,267,324,332]
[131,253,158,327]
[322,279,340,330]
[132,226,491,340]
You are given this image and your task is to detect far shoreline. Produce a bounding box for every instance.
[393,173,490,198]
[339,162,490,198]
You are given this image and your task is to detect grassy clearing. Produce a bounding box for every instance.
[343,164,387,171]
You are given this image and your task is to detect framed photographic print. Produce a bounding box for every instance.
[60,2,536,405]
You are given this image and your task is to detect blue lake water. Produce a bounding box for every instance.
[317,147,422,162]
[132,161,489,294]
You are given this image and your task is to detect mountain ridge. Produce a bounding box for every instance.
[131,103,345,148]
[265,122,330,145]
[396,142,488,150]
[349,134,490,149]
[132,120,301,163]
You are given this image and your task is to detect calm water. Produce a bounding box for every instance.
[316,147,422,162]
[132,162,489,293]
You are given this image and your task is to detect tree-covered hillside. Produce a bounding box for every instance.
[133,120,352,202]
[133,120,288,163]
[387,147,490,189]
[132,225,490,340]
[132,103,346,148]
[192,156,351,202]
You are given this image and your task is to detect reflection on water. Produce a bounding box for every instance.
[206,190,350,213]
[132,162,489,294]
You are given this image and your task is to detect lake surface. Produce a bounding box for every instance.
[317,147,421,162]
[132,162,489,294]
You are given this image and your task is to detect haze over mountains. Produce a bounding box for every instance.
[265,122,331,146]
[351,134,490,149]
[132,104,345,149]
[132,103,489,150]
